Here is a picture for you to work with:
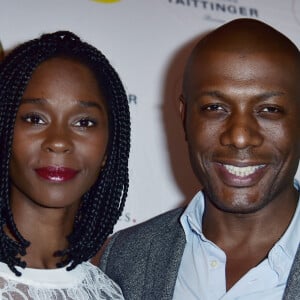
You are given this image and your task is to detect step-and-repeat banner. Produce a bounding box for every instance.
[1,0,300,231]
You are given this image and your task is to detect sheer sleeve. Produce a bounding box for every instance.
[0,261,124,300]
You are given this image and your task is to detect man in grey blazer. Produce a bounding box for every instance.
[100,18,300,299]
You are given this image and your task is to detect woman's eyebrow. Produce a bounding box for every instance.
[77,99,103,110]
[20,98,104,110]
[20,97,47,105]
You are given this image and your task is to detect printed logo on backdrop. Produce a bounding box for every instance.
[114,93,137,229]
[292,0,300,26]
[91,0,121,3]
[167,0,259,21]
[119,211,137,225]
[128,94,137,105]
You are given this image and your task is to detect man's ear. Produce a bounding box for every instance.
[179,94,185,120]
[179,94,187,140]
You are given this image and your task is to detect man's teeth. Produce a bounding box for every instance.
[224,164,264,177]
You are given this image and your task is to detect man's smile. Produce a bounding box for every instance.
[223,164,266,177]
[214,162,268,187]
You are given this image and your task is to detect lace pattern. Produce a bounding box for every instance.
[0,261,124,300]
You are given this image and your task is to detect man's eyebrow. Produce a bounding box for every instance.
[20,98,104,110]
[196,90,285,99]
[258,91,285,99]
[196,91,226,99]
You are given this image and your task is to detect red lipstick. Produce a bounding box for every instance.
[35,166,79,182]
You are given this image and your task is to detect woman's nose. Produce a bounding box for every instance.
[41,125,73,154]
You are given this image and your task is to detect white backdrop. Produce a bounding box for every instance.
[1,0,300,231]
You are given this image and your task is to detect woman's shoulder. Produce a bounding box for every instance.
[0,261,124,300]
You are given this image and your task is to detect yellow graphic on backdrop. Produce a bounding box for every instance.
[92,0,120,3]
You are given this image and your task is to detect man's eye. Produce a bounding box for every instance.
[201,104,225,112]
[22,114,45,125]
[260,106,281,113]
[73,118,96,128]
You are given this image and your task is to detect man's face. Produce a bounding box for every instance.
[182,50,300,214]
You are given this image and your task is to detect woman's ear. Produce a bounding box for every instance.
[101,154,107,168]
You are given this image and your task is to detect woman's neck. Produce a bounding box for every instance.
[8,196,78,269]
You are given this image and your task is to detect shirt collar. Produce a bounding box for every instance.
[180,179,300,259]
[180,189,205,242]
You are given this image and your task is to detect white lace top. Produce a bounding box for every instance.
[0,261,124,300]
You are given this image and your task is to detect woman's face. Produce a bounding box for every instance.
[10,57,108,210]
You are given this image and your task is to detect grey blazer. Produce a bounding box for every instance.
[100,208,300,300]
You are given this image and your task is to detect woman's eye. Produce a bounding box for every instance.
[21,114,45,125]
[73,118,96,128]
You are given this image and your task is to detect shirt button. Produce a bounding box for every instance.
[210,260,218,268]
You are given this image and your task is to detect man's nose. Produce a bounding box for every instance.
[220,113,263,149]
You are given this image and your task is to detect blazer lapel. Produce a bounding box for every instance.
[283,243,300,299]
[142,220,186,300]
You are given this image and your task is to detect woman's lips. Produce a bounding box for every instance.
[35,166,79,182]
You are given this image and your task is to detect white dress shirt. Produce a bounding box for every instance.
[173,180,300,300]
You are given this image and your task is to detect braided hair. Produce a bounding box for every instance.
[0,31,130,275]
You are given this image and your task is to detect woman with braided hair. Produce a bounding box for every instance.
[0,30,130,299]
